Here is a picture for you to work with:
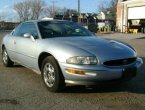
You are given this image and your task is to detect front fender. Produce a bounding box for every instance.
[37,41,95,63]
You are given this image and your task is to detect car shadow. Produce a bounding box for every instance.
[13,64,24,68]
[63,57,145,94]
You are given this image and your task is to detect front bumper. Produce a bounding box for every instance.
[59,58,143,85]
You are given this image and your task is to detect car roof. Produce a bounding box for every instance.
[24,19,71,24]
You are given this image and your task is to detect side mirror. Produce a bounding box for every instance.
[24,33,35,42]
[24,33,31,38]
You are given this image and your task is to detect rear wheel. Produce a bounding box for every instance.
[41,56,65,92]
[2,47,14,67]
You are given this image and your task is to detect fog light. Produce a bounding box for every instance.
[66,69,85,75]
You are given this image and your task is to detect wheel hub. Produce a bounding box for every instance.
[3,50,8,64]
[43,63,55,87]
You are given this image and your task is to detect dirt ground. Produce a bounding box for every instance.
[0,31,145,110]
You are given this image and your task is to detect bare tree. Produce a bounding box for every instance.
[29,0,45,19]
[43,5,60,18]
[14,0,45,22]
[14,1,29,21]
[109,0,118,21]
[98,0,118,21]
[98,0,110,12]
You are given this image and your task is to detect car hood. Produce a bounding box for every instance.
[41,36,136,62]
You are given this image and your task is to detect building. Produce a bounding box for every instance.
[117,0,145,32]
[97,12,106,20]
[0,22,19,30]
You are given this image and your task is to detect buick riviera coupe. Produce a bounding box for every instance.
[1,20,143,92]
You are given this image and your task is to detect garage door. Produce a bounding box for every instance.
[128,6,145,19]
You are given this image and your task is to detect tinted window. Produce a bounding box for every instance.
[12,24,21,36]
[18,22,38,39]
[38,21,93,39]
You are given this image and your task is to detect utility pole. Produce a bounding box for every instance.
[52,0,55,18]
[52,0,57,18]
[78,0,80,23]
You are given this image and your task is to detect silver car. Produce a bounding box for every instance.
[1,20,143,92]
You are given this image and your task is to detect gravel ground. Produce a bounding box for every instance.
[0,31,145,110]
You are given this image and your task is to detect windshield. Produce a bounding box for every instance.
[38,21,93,39]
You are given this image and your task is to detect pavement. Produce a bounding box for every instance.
[0,31,145,110]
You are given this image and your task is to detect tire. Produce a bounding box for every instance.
[2,47,14,67]
[41,56,65,92]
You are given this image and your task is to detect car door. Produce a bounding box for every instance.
[5,24,21,62]
[14,22,39,69]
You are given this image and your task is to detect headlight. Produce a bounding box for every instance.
[66,56,98,65]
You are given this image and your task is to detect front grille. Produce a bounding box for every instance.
[103,57,137,66]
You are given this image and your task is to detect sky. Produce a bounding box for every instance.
[0,0,108,22]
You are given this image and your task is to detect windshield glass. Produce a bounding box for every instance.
[38,21,93,39]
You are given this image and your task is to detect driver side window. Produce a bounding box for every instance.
[17,22,39,39]
[12,24,21,36]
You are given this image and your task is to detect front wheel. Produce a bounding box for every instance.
[2,48,14,67]
[41,56,65,92]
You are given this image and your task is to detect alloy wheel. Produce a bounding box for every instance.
[2,49,8,64]
[43,63,55,87]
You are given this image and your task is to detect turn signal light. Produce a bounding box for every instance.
[66,69,85,75]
